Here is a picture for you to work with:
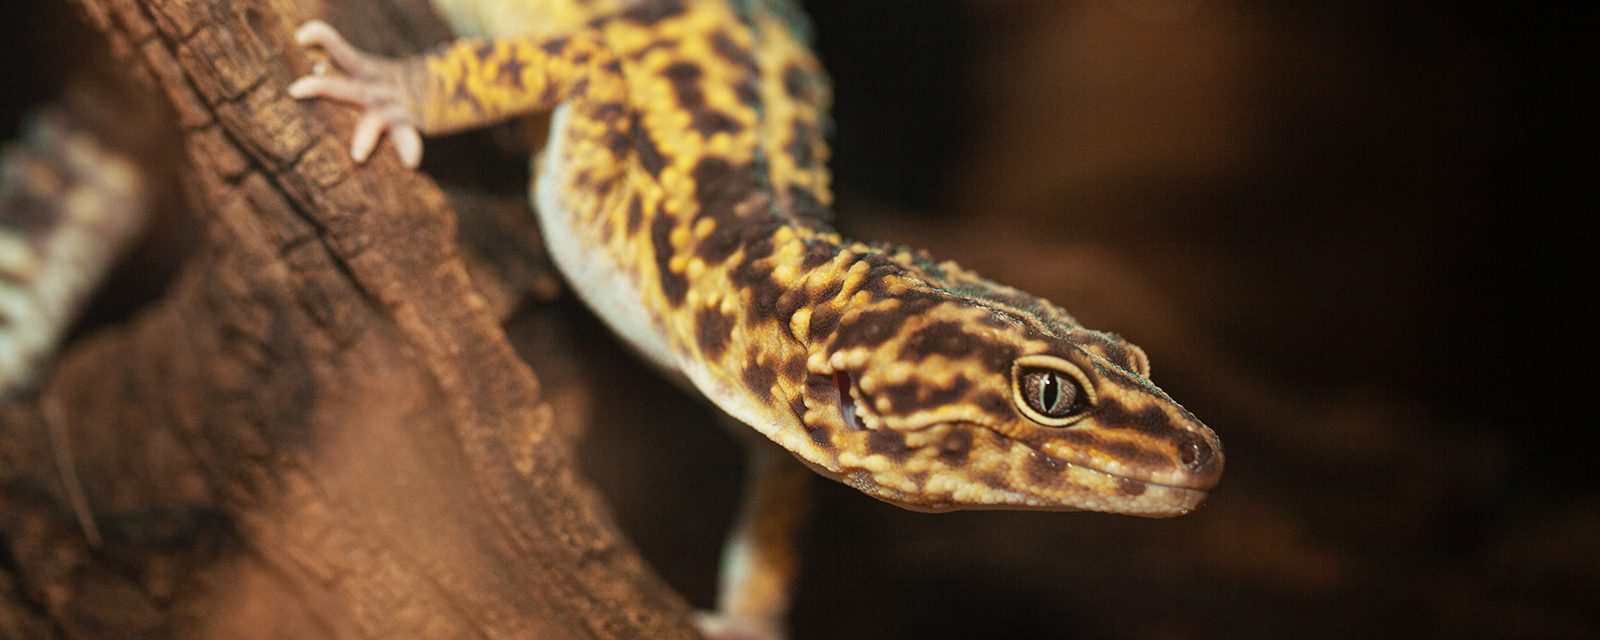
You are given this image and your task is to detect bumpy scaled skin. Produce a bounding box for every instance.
[293,0,1222,633]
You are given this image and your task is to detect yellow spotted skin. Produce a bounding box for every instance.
[295,2,1225,634]
[309,0,1222,515]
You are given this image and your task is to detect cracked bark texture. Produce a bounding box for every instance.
[1,0,700,638]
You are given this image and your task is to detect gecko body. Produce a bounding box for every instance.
[291,0,1222,633]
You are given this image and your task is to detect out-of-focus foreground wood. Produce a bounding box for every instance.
[0,0,699,637]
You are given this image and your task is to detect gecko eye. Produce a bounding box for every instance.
[1012,356,1094,426]
[1019,369,1084,418]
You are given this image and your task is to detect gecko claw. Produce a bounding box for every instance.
[350,112,386,163]
[391,126,423,168]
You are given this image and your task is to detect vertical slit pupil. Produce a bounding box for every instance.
[1019,366,1085,421]
[1039,373,1059,412]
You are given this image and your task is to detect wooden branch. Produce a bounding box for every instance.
[1,0,699,637]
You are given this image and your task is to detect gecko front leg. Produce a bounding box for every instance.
[290,19,623,169]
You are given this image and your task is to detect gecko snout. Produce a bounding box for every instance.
[1173,430,1224,488]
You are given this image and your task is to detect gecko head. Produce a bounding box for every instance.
[796,272,1223,516]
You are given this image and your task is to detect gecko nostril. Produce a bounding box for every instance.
[1176,434,1212,471]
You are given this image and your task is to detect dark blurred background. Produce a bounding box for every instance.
[4,0,1596,637]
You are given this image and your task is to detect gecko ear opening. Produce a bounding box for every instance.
[833,370,866,431]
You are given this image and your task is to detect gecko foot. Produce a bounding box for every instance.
[288,20,425,167]
[693,610,785,640]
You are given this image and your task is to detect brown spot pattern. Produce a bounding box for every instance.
[693,158,766,224]
[631,114,668,175]
[741,363,776,404]
[650,214,688,306]
[866,428,913,463]
[898,320,980,360]
[781,64,810,100]
[938,430,973,464]
[661,62,706,110]
[692,109,743,136]
[695,305,735,360]
[624,194,645,235]
[621,0,684,26]
[1024,453,1064,488]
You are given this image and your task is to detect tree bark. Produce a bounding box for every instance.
[1,0,699,637]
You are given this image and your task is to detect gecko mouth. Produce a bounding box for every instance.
[832,370,868,431]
